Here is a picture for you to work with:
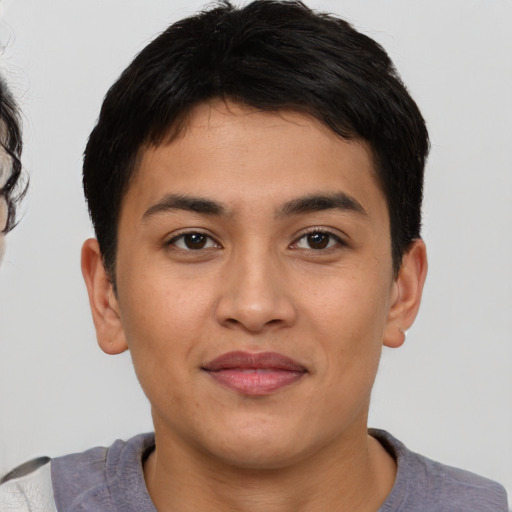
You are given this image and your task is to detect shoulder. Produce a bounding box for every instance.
[0,457,57,512]
[371,429,509,512]
[51,432,155,511]
[415,453,508,510]
[0,433,156,512]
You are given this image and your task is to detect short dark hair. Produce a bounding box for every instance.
[0,76,24,233]
[83,0,429,278]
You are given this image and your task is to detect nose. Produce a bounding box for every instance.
[215,247,297,333]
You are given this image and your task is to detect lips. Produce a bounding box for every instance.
[202,351,307,396]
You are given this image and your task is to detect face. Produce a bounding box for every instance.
[84,101,425,470]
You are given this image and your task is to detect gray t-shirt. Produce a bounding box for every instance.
[1,430,508,511]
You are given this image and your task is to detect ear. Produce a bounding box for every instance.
[383,239,428,349]
[81,238,128,355]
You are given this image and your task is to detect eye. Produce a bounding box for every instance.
[294,230,342,250]
[168,232,219,250]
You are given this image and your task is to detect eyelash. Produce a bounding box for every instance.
[165,228,345,253]
[166,231,220,251]
[291,228,345,251]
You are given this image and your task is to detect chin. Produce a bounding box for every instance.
[210,443,308,471]
[199,419,320,471]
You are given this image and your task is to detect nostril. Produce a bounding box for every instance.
[215,278,297,332]
[221,315,285,333]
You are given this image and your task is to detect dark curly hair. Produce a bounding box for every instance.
[0,76,24,233]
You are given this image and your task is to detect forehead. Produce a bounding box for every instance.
[122,101,387,223]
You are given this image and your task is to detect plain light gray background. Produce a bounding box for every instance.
[1,0,510,499]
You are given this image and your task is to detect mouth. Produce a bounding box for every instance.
[202,351,308,396]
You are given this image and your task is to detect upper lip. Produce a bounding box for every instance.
[202,351,307,372]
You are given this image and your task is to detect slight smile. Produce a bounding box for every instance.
[202,351,308,396]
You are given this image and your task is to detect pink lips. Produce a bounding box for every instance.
[202,351,307,396]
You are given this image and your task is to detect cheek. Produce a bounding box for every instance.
[306,277,390,418]
[116,268,217,379]
[302,266,392,387]
[117,276,219,431]
[120,260,212,332]
[306,268,391,339]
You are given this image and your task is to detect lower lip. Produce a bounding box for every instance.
[205,368,305,396]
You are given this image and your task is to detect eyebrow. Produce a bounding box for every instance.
[277,192,367,218]
[142,194,226,220]
[142,191,367,222]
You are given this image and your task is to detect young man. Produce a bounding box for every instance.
[1,1,508,510]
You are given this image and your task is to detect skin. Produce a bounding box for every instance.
[0,151,10,258]
[0,221,5,259]
[82,101,427,511]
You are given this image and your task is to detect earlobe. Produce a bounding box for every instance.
[81,238,129,355]
[383,239,428,349]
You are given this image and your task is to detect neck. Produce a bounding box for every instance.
[143,424,396,512]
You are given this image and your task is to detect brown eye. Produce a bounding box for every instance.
[170,232,218,250]
[294,231,341,250]
[183,233,207,249]
[307,232,330,249]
